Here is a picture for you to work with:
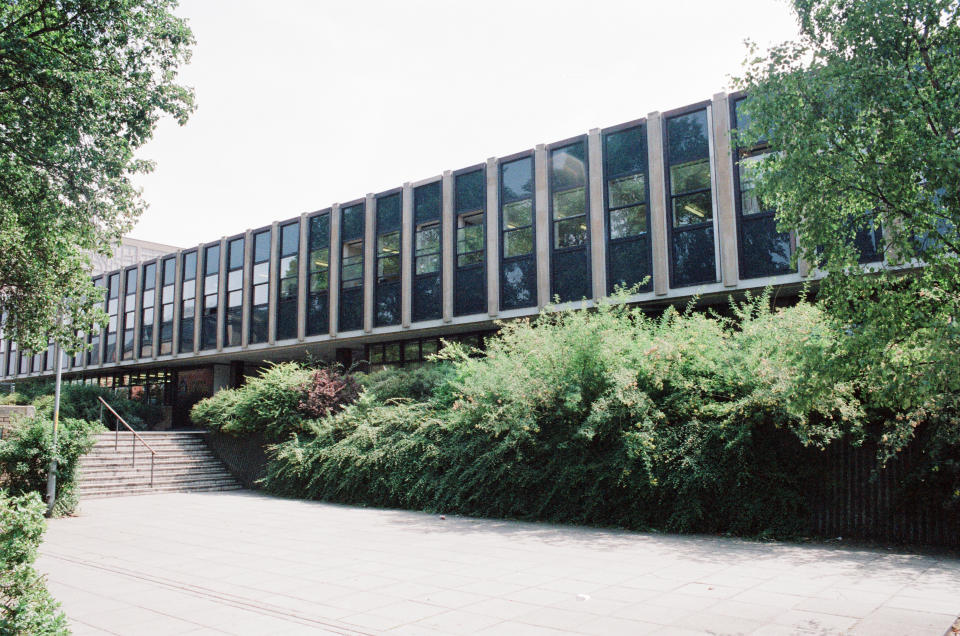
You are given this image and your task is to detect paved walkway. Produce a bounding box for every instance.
[37,491,959,636]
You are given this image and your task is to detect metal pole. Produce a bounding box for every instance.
[45,333,64,518]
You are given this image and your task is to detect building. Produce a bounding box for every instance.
[0,91,884,426]
[89,237,181,277]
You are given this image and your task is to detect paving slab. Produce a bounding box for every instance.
[36,490,960,635]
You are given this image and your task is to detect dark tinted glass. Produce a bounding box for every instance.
[339,287,363,331]
[254,231,271,263]
[740,216,794,278]
[250,306,268,344]
[855,221,884,263]
[501,157,533,203]
[666,110,709,164]
[672,226,715,287]
[205,245,220,274]
[309,214,330,250]
[608,236,652,294]
[455,170,485,213]
[342,204,365,240]
[108,273,119,298]
[550,142,586,190]
[552,249,590,302]
[454,265,485,316]
[163,258,175,284]
[501,258,536,310]
[375,282,401,327]
[412,275,441,322]
[183,252,197,279]
[376,193,402,233]
[414,181,441,224]
[143,263,156,290]
[228,238,244,270]
[281,222,299,256]
[306,292,328,335]
[125,269,137,291]
[604,125,646,177]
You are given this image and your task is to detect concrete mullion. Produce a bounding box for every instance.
[328,204,341,338]
[534,144,550,308]
[441,171,454,323]
[587,129,607,300]
[647,112,670,296]
[712,92,739,288]
[401,183,413,328]
[298,213,309,341]
[485,157,499,317]
[363,193,375,334]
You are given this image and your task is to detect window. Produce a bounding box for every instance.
[604,123,652,294]
[224,237,244,347]
[250,230,270,344]
[278,220,301,340]
[413,181,442,322]
[7,341,17,376]
[499,155,536,309]
[140,262,156,358]
[454,168,486,315]
[180,251,197,353]
[121,268,137,360]
[104,272,119,362]
[732,97,794,279]
[375,192,401,327]
[201,244,220,350]
[339,203,364,332]
[665,107,716,287]
[159,257,175,355]
[306,214,329,336]
[549,140,591,301]
[88,277,104,365]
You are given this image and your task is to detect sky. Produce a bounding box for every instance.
[129,0,802,248]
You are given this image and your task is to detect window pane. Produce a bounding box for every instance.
[228,238,244,270]
[504,227,533,257]
[604,125,646,177]
[281,276,299,298]
[377,193,402,233]
[281,222,299,256]
[501,157,533,202]
[228,290,242,307]
[404,341,420,362]
[253,284,268,306]
[554,218,588,249]
[205,245,220,274]
[458,250,484,267]
[227,269,242,291]
[610,204,647,239]
[553,187,586,219]
[341,204,365,240]
[672,226,716,286]
[183,252,197,280]
[608,174,645,208]
[416,254,440,275]
[455,170,485,213]
[501,257,536,310]
[378,231,400,255]
[670,160,710,195]
[182,280,195,299]
[414,181,441,224]
[254,231,270,263]
[310,271,328,293]
[342,263,362,285]
[551,143,586,190]
[253,262,269,284]
[741,215,793,278]
[310,248,328,273]
[673,190,713,226]
[666,110,709,165]
[503,200,532,229]
[378,255,400,280]
[415,225,440,255]
[280,255,298,279]
[457,224,484,255]
[309,214,330,249]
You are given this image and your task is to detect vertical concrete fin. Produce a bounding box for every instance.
[534,144,550,308]
[587,128,607,300]
[647,112,670,296]
[441,171,454,323]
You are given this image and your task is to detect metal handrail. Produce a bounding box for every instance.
[97,396,157,487]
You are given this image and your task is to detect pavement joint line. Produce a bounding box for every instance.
[43,551,375,635]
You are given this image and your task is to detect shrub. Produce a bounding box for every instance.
[20,380,161,430]
[358,363,455,403]
[0,415,102,516]
[0,492,68,635]
[298,368,361,419]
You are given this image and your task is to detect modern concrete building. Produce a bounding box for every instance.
[89,236,181,277]
[0,91,883,426]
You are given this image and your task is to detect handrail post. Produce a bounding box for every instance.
[150,454,154,487]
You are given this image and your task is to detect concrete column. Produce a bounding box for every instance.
[193,243,203,354]
[241,230,253,349]
[587,128,607,300]
[268,221,279,344]
[131,264,142,361]
[441,171,454,323]
[712,92,739,288]
[363,193,375,333]
[171,250,183,358]
[216,237,227,352]
[401,182,413,328]
[297,212,309,341]
[647,112,670,296]
[151,257,161,358]
[328,204,341,338]
[534,144,550,308]
[485,157,499,316]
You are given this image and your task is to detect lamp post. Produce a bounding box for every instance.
[45,315,64,518]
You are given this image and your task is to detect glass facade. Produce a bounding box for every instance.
[604,123,652,293]
[413,181,441,322]
[375,193,401,327]
[499,155,537,310]
[88,276,104,365]
[250,230,270,344]
[104,272,119,363]
[665,107,715,287]
[307,214,329,336]
[121,268,137,360]
[549,140,591,301]
[733,98,794,278]
[339,203,364,332]
[180,251,197,353]
[225,237,244,347]
[454,168,486,315]
[278,220,300,340]
[201,244,220,350]
[139,262,156,358]
[159,257,175,355]
[5,342,13,376]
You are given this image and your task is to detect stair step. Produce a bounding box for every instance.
[78,477,238,490]
[79,484,244,499]
[79,470,233,483]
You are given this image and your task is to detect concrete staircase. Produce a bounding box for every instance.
[77,431,243,498]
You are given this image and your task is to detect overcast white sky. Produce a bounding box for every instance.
[129,0,801,248]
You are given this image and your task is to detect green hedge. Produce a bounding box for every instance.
[0,492,68,634]
[4,380,161,430]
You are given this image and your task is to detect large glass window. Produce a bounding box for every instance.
[6,341,16,376]
[278,220,301,340]
[250,230,270,344]
[666,108,716,287]
[604,124,652,294]
[121,268,137,360]
[413,181,442,322]
[159,257,175,355]
[500,156,537,309]
[549,141,591,301]
[139,262,156,358]
[180,251,197,353]
[201,244,220,350]
[224,237,244,347]
[339,203,364,332]
[733,98,794,278]
[88,276,104,365]
[306,215,329,336]
[454,168,486,315]
[375,193,401,327]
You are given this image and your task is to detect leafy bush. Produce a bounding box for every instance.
[0,415,102,516]
[358,363,455,403]
[17,380,161,430]
[298,368,361,419]
[0,492,68,635]
[265,294,862,537]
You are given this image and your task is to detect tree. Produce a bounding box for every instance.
[735,0,960,452]
[0,0,194,353]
